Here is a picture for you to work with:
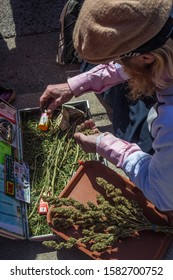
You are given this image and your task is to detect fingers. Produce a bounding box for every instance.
[74,132,86,144]
[39,91,49,109]
[74,132,88,152]
[40,91,54,114]
[75,119,99,133]
[47,99,60,114]
[85,119,96,129]
[79,123,86,131]
[40,83,73,114]
[92,128,100,134]
[74,132,98,153]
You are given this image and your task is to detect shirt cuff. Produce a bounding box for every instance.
[68,72,92,97]
[96,133,141,168]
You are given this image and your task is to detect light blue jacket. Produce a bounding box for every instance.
[123,84,173,211]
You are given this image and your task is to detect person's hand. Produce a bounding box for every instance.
[39,83,73,116]
[74,119,100,153]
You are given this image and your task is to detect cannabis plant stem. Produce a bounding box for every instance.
[28,187,45,219]
[70,143,80,176]
[51,141,63,197]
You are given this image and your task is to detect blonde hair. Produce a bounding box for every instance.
[121,39,173,101]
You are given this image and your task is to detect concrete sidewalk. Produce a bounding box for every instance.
[0,0,173,260]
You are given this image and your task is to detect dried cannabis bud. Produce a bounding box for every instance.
[43,177,173,253]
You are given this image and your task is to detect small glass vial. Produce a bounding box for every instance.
[38,110,49,131]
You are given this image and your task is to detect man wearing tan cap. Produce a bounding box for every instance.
[40,0,173,211]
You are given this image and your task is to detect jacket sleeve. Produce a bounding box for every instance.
[96,103,173,212]
[123,104,173,212]
[67,62,128,97]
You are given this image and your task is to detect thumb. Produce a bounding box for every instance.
[74,132,86,144]
[54,97,63,107]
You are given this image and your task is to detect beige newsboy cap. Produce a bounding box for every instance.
[73,0,172,63]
